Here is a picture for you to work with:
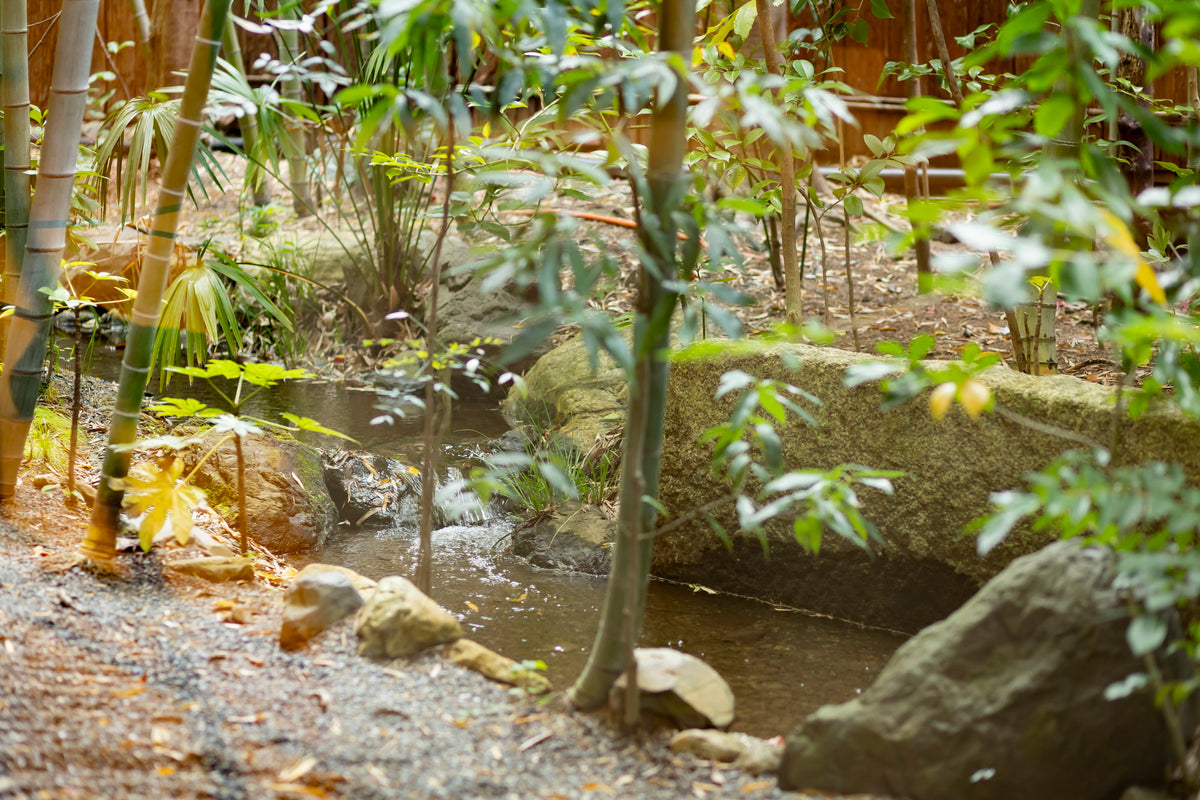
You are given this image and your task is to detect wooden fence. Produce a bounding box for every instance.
[23,0,1192,164]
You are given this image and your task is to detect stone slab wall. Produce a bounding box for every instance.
[653,341,1200,630]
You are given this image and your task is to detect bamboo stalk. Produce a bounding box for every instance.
[0,0,30,367]
[81,0,233,555]
[276,12,312,217]
[0,0,99,503]
[129,0,151,61]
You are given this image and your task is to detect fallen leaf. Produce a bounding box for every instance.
[519,730,553,752]
[278,756,317,782]
[269,782,326,797]
[740,781,771,794]
[157,766,175,776]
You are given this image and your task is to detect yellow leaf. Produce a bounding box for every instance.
[929,382,956,421]
[157,766,176,776]
[958,379,991,419]
[465,602,479,611]
[1100,209,1165,304]
[1135,260,1167,305]
[717,41,735,60]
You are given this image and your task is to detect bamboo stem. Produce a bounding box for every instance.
[82,0,232,555]
[0,0,99,503]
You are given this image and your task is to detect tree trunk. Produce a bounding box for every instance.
[82,0,234,555]
[753,0,801,326]
[1115,6,1155,211]
[569,0,695,713]
[0,0,99,504]
[901,0,932,293]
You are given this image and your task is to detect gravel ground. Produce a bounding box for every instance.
[0,484,871,800]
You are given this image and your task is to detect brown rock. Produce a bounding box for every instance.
[442,639,551,693]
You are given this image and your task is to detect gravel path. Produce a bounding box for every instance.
[0,488,830,800]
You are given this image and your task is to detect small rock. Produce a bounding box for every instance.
[294,563,377,597]
[168,556,255,583]
[225,604,256,624]
[511,502,614,574]
[613,648,735,730]
[280,571,365,650]
[669,729,782,775]
[442,639,551,694]
[355,576,462,659]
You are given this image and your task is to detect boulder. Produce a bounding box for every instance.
[442,638,551,693]
[613,648,735,730]
[280,569,365,650]
[181,430,336,554]
[167,556,255,582]
[511,502,615,574]
[294,563,377,596]
[323,450,419,527]
[502,332,627,453]
[668,729,782,775]
[355,576,463,659]
[778,542,1182,800]
[437,269,538,392]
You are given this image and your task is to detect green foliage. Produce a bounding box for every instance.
[135,359,353,553]
[90,93,223,222]
[701,370,901,555]
[153,246,292,385]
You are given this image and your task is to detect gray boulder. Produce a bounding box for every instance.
[182,430,335,554]
[502,332,627,453]
[779,542,1181,800]
[280,568,365,650]
[355,576,463,659]
[511,502,615,574]
[323,450,419,527]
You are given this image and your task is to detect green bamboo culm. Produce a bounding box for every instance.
[0,0,31,372]
[0,0,100,503]
[81,0,233,559]
[568,0,696,714]
[128,0,151,61]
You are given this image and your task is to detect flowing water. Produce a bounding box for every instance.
[77,344,904,737]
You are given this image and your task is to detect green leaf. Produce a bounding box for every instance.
[1033,93,1075,140]
[869,0,893,19]
[1127,614,1167,656]
[843,360,904,387]
[279,413,357,442]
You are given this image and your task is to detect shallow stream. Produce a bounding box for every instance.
[77,346,904,737]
